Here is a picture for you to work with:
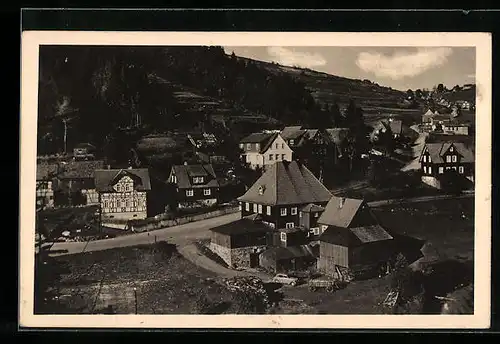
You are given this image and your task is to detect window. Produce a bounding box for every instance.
[439,167,444,174]
[299,212,302,218]
[258,204,262,214]
[281,143,285,149]
[275,154,279,160]
[450,146,454,152]
[452,166,457,171]
[428,156,432,163]
[266,206,271,215]
[446,167,451,171]
[428,166,432,174]
[321,225,328,232]
[423,155,426,162]
[290,139,294,146]
[314,212,319,218]
[286,222,294,229]
[193,177,204,184]
[255,143,260,151]
[203,189,211,196]
[291,207,297,215]
[452,155,457,163]
[186,189,194,197]
[280,232,287,241]
[313,228,320,235]
[246,143,251,150]
[275,143,279,149]
[280,208,287,216]
[269,154,273,161]
[459,166,464,174]
[446,155,451,163]
[245,202,250,211]
[253,203,258,213]
[423,166,427,174]
[281,154,285,160]
[239,143,244,149]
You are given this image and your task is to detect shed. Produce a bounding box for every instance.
[259,244,318,273]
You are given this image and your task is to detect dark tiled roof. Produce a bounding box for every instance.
[237,161,332,206]
[280,126,305,140]
[94,168,151,192]
[420,142,475,163]
[74,142,96,150]
[260,244,317,261]
[239,132,279,153]
[209,216,273,235]
[58,160,105,179]
[324,128,350,145]
[317,196,364,228]
[319,224,393,247]
[240,132,275,144]
[36,163,59,180]
[171,164,219,189]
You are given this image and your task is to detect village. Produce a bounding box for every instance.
[34,47,475,316]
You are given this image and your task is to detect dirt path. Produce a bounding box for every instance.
[176,243,242,278]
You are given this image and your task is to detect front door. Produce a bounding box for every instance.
[249,253,259,268]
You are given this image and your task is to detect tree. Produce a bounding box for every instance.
[415,89,423,98]
[406,89,414,100]
[329,101,343,127]
[436,83,445,93]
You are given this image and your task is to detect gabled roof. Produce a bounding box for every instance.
[74,142,96,150]
[209,215,273,235]
[317,196,364,228]
[423,109,435,117]
[36,163,59,180]
[237,161,332,206]
[319,224,393,247]
[301,203,325,213]
[280,126,305,140]
[239,132,279,153]
[324,128,350,145]
[94,168,151,192]
[420,142,475,163]
[260,244,317,261]
[58,160,105,179]
[171,164,219,189]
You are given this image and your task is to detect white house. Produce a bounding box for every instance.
[239,132,293,170]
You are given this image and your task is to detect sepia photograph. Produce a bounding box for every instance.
[19,31,491,329]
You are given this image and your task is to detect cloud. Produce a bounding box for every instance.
[356,47,454,80]
[267,46,327,68]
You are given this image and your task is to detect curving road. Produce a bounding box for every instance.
[45,212,241,257]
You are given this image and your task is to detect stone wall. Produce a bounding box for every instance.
[101,210,147,221]
[230,245,267,269]
[209,242,232,266]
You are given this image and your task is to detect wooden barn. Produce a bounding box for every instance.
[317,196,424,281]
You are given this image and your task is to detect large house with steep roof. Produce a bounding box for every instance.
[168,164,220,209]
[95,168,151,221]
[419,141,475,189]
[317,196,424,280]
[237,160,332,231]
[239,132,293,170]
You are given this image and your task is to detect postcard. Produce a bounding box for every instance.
[20,31,491,329]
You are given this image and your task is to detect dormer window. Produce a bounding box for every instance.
[193,176,204,184]
[289,139,294,146]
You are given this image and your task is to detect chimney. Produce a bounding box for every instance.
[339,197,345,209]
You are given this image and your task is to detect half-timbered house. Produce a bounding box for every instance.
[95,168,151,221]
[419,141,475,189]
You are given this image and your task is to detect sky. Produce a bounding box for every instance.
[223,46,475,91]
